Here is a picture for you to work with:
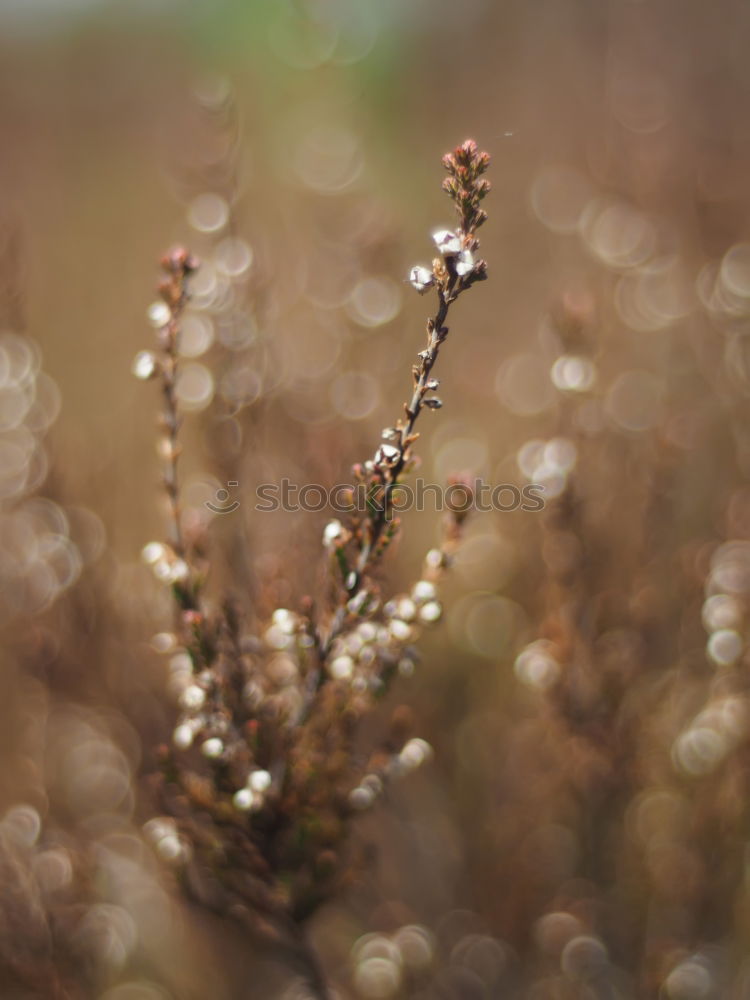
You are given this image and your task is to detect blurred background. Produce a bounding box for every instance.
[3,0,750,996]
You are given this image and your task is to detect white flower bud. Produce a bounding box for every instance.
[248,769,272,793]
[232,788,255,811]
[455,249,475,276]
[179,685,206,711]
[396,598,416,622]
[358,622,378,642]
[132,350,159,380]
[152,559,174,582]
[349,785,375,810]
[376,444,400,465]
[142,542,167,565]
[271,608,298,634]
[147,301,171,327]
[201,737,224,759]
[432,229,462,255]
[419,600,442,624]
[330,654,355,680]
[399,737,433,770]
[412,580,437,603]
[173,723,195,750]
[156,834,185,863]
[409,265,434,294]
[389,619,412,642]
[168,559,190,583]
[323,519,344,548]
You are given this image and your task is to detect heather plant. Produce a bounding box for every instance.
[134,141,491,998]
[5,28,750,998]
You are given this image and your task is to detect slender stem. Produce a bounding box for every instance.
[348,276,463,594]
[161,315,186,559]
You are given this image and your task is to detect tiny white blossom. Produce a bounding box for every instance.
[232,788,255,811]
[361,774,383,795]
[173,724,194,750]
[141,542,166,565]
[179,685,206,711]
[264,624,293,650]
[143,817,176,843]
[412,580,437,603]
[156,834,185,863]
[400,737,433,770]
[376,443,400,465]
[147,301,171,327]
[248,769,272,793]
[168,559,190,583]
[132,350,159,381]
[330,654,355,680]
[409,265,434,294]
[323,519,344,548]
[396,597,416,622]
[419,600,442,624]
[425,548,444,569]
[358,622,378,643]
[455,249,475,276]
[349,785,375,810]
[389,619,412,642]
[152,559,174,583]
[271,608,297,633]
[201,737,224,759]
[432,229,462,255]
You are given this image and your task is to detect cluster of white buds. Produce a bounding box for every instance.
[324,580,444,689]
[327,616,409,688]
[385,585,443,631]
[432,228,476,277]
[142,541,190,585]
[232,768,273,812]
[143,817,190,865]
[264,607,304,651]
[408,228,479,295]
[348,773,383,810]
